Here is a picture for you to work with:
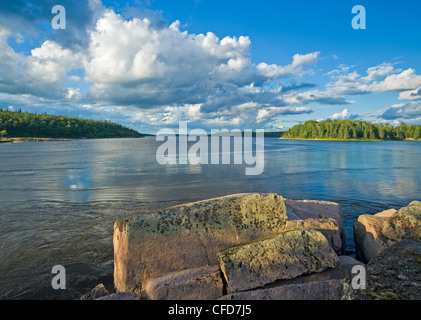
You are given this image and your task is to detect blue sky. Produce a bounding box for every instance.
[1,0,421,133]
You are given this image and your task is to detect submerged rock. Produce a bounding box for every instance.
[218,229,339,293]
[113,193,288,294]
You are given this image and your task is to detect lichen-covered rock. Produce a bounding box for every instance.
[142,265,223,300]
[382,201,421,241]
[113,193,287,294]
[354,201,421,264]
[347,239,421,300]
[218,229,339,293]
[283,218,342,254]
[284,199,346,254]
[222,279,344,300]
[353,209,397,263]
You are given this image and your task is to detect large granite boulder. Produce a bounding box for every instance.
[353,209,396,263]
[382,201,421,241]
[346,239,421,300]
[218,229,339,293]
[113,193,288,294]
[284,199,346,254]
[354,201,421,263]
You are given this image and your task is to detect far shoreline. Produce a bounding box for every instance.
[280,137,421,142]
[0,136,145,144]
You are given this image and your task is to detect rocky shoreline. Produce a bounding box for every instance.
[81,194,420,300]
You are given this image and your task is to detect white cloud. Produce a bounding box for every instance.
[256,106,313,123]
[256,52,320,78]
[399,87,421,101]
[66,88,83,102]
[85,11,251,88]
[329,109,358,120]
[79,9,320,128]
[381,102,421,120]
[363,62,397,81]
[371,68,421,92]
[0,35,83,99]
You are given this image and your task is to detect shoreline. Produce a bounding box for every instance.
[0,138,74,143]
[0,136,146,143]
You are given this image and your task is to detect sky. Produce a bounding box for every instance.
[1,0,421,134]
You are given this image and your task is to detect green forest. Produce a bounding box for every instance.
[0,109,142,139]
[283,119,421,141]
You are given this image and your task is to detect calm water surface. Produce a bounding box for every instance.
[0,137,420,299]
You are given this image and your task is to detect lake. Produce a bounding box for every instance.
[0,137,420,299]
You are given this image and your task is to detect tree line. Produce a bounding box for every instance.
[0,109,142,139]
[283,119,421,140]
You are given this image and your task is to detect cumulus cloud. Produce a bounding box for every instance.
[329,109,359,121]
[256,52,320,78]
[399,87,421,101]
[363,62,397,81]
[372,68,421,92]
[0,34,83,99]
[380,102,421,120]
[285,63,421,110]
[83,10,320,115]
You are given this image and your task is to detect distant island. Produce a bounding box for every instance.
[282,119,421,141]
[0,109,142,140]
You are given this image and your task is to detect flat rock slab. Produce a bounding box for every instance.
[142,265,223,300]
[222,255,363,300]
[264,255,364,289]
[113,193,287,293]
[218,229,339,293]
[222,279,344,300]
[284,199,345,254]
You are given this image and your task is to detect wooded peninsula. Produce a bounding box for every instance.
[282,119,421,141]
[0,109,142,139]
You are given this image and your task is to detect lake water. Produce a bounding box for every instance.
[1,137,420,299]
